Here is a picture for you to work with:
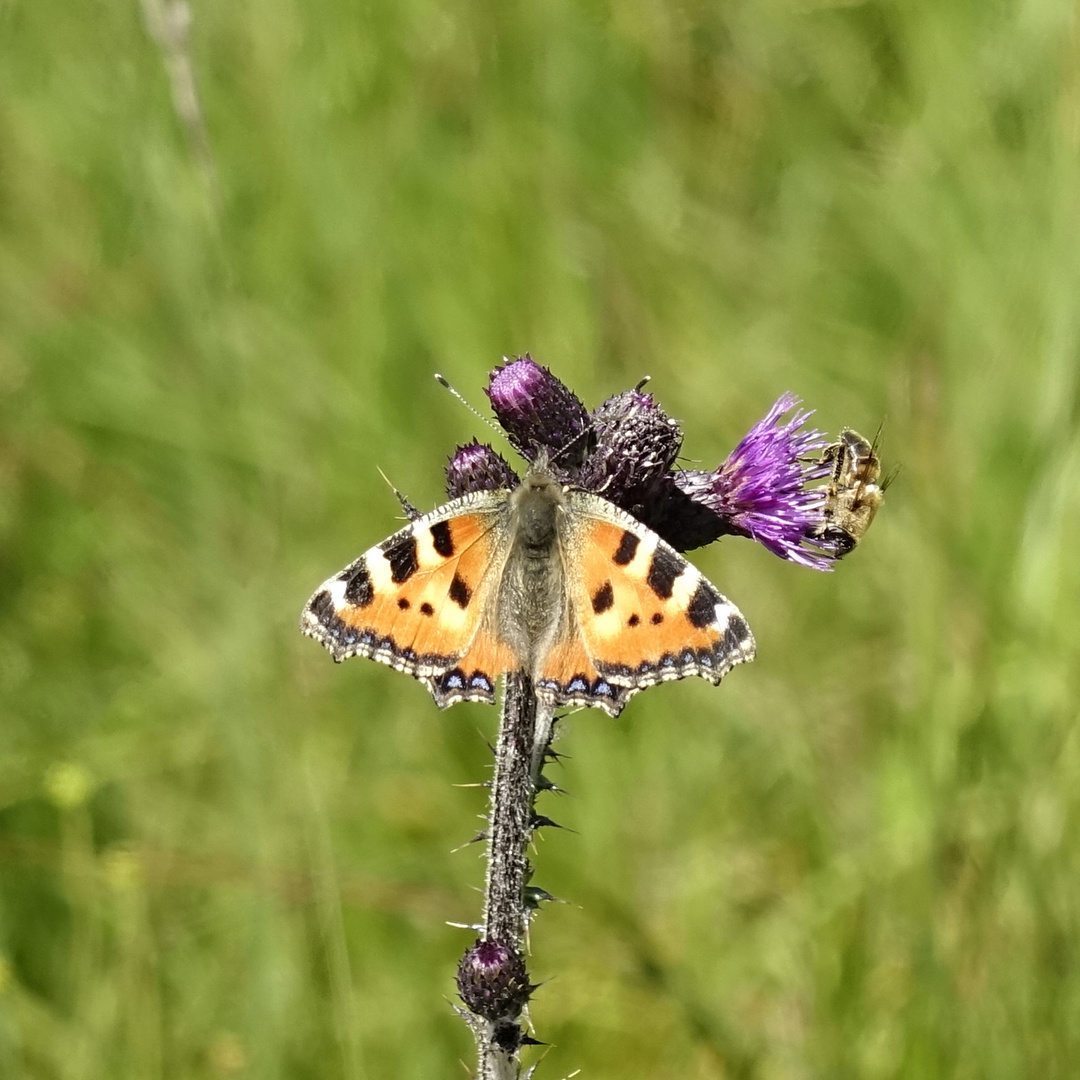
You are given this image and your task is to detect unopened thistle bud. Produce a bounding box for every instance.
[456,938,533,1021]
[486,356,591,466]
[582,389,682,511]
[445,439,520,498]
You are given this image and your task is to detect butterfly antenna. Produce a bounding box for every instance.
[433,373,507,442]
[547,424,593,467]
[376,466,422,521]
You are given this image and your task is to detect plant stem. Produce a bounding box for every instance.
[485,672,538,946]
[458,672,557,1078]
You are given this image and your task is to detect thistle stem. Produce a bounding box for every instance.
[484,672,539,947]
[458,673,557,1078]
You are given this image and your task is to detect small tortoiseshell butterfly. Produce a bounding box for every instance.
[300,453,755,716]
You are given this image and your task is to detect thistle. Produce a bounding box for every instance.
[442,358,856,1077]
[302,354,879,1076]
[451,357,836,564]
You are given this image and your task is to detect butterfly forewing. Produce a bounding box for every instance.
[299,491,520,704]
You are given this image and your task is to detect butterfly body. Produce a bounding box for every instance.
[496,469,569,671]
[300,458,755,716]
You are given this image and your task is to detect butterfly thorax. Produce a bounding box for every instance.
[513,466,563,551]
[496,463,571,671]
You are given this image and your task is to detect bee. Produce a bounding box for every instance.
[814,428,889,558]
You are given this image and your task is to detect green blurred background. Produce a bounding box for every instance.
[2,0,1079,1076]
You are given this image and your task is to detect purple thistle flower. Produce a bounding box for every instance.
[675,393,835,569]
[485,356,591,468]
[456,938,533,1021]
[446,439,520,499]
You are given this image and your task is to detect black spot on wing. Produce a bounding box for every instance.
[309,590,337,623]
[397,598,410,610]
[302,590,356,657]
[449,572,472,609]
[420,602,434,616]
[430,520,455,558]
[651,612,663,625]
[382,534,419,583]
[686,579,720,629]
[613,531,640,566]
[342,560,374,607]
[591,581,614,614]
[628,614,640,627]
[646,546,684,600]
[723,614,752,654]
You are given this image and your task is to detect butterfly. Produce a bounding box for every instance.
[812,428,888,558]
[299,454,755,716]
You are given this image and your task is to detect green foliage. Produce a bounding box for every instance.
[1,0,1078,1075]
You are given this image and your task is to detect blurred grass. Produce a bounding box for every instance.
[1,0,1079,1075]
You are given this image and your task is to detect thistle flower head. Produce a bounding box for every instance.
[445,439,520,499]
[485,356,591,467]
[675,393,834,568]
[456,938,533,1021]
[581,389,682,507]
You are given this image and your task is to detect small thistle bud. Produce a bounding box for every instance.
[486,356,591,465]
[581,390,683,510]
[456,938,532,1021]
[445,440,520,498]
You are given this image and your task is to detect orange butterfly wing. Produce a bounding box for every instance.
[536,494,755,716]
[300,492,520,707]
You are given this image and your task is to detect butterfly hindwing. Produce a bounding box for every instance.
[542,493,755,714]
[534,639,633,716]
[300,491,521,706]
